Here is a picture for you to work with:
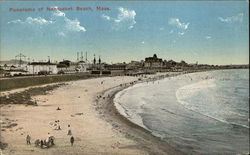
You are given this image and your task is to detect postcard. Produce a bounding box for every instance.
[0,1,249,155]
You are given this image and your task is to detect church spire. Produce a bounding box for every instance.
[98,56,101,64]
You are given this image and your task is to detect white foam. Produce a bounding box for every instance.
[114,89,149,130]
[176,78,249,129]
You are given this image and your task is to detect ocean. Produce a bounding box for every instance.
[114,69,249,154]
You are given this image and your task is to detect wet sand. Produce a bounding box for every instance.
[95,80,183,155]
[0,74,183,155]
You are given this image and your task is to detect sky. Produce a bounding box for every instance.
[0,1,249,65]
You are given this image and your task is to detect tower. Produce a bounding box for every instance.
[15,53,26,67]
[81,52,83,61]
[93,54,96,65]
[98,56,101,65]
[85,52,88,62]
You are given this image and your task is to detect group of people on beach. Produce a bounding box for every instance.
[27,133,55,148]
[25,124,75,148]
[54,120,61,130]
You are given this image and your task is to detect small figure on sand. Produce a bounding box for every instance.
[54,120,61,130]
[56,107,61,110]
[40,139,44,148]
[47,133,50,141]
[48,136,55,146]
[35,139,40,147]
[67,124,72,135]
[70,136,74,146]
[67,129,72,135]
[56,125,61,130]
[26,134,31,145]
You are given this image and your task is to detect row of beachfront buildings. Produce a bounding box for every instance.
[1,54,225,77]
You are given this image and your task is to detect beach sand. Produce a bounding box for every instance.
[0,75,182,155]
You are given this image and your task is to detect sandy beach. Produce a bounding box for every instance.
[0,74,182,155]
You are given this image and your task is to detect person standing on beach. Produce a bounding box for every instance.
[26,135,31,144]
[40,139,44,148]
[70,136,74,146]
[68,129,72,135]
[46,133,50,143]
[67,124,72,135]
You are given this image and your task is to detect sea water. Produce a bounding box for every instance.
[114,69,249,154]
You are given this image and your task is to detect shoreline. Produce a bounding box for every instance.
[95,73,185,155]
[2,74,182,155]
[2,69,243,154]
[106,69,249,154]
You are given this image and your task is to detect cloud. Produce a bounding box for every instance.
[205,36,212,39]
[101,14,111,21]
[7,19,22,24]
[101,7,136,30]
[141,41,145,44]
[25,17,53,25]
[128,25,134,29]
[218,13,243,23]
[8,17,53,25]
[178,32,185,36]
[116,7,136,23]
[53,8,66,17]
[7,6,86,36]
[168,18,189,37]
[168,18,190,30]
[51,7,86,32]
[64,18,86,32]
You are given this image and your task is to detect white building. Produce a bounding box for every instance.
[27,62,58,74]
[75,61,89,72]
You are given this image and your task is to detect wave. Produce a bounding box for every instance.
[114,90,150,130]
[177,99,249,129]
[113,69,249,154]
[176,80,249,129]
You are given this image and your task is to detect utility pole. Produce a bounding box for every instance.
[15,53,26,67]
